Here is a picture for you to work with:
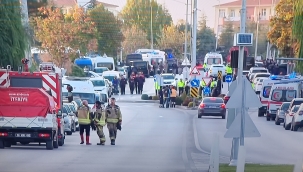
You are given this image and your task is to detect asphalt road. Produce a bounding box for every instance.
[0,103,216,172]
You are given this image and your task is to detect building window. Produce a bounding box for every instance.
[230,10,235,17]
[261,9,266,16]
[219,9,225,18]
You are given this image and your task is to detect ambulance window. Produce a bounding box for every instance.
[285,90,296,101]
[271,89,296,102]
[262,86,271,98]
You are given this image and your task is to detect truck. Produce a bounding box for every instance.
[0,87,60,150]
[0,63,65,149]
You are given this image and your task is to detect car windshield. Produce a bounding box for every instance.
[68,105,76,112]
[100,94,108,102]
[292,106,300,112]
[207,58,221,65]
[162,75,174,80]
[271,89,296,102]
[62,92,95,104]
[91,80,105,87]
[103,75,115,81]
[62,106,68,113]
[253,70,268,73]
[256,74,270,78]
[262,86,271,98]
[281,103,290,111]
[203,98,223,103]
[94,68,108,73]
[64,105,72,113]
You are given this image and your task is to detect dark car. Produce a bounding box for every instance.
[275,102,290,125]
[198,97,226,119]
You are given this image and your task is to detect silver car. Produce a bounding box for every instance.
[62,104,73,135]
[275,102,290,125]
[198,97,226,119]
[66,104,78,132]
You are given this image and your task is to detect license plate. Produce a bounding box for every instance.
[208,106,217,108]
[15,133,31,137]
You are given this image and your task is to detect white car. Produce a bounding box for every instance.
[161,73,176,86]
[252,73,270,82]
[284,105,300,130]
[90,77,108,93]
[117,67,127,78]
[248,67,268,77]
[102,71,120,83]
[62,104,74,135]
[65,103,78,132]
[208,64,226,78]
[93,67,109,76]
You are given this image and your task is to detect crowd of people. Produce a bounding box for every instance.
[111,72,146,95]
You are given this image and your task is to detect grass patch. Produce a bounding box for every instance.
[220,164,294,172]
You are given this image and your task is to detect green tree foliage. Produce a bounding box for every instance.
[196,15,216,58]
[122,26,149,56]
[293,0,303,72]
[70,65,86,77]
[121,0,172,45]
[218,22,234,53]
[88,4,124,56]
[176,19,191,33]
[0,0,26,68]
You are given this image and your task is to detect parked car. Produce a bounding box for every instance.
[62,104,74,135]
[275,102,290,125]
[66,103,78,132]
[289,104,303,131]
[284,105,300,130]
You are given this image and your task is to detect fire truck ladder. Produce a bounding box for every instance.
[39,62,55,72]
[0,66,11,88]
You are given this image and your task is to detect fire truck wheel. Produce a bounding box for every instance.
[4,141,11,147]
[58,137,64,146]
[53,136,59,149]
[46,140,53,150]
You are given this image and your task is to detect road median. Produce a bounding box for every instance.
[219,164,294,172]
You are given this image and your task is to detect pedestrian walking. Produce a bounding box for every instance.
[93,101,106,145]
[120,76,127,95]
[77,100,92,145]
[105,97,122,145]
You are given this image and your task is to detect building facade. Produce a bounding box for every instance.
[213,0,279,36]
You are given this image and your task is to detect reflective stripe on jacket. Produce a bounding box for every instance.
[78,105,91,125]
[105,105,122,123]
[94,109,106,126]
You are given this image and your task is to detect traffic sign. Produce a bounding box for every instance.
[202,77,212,86]
[190,87,199,98]
[217,71,222,80]
[203,86,210,94]
[190,79,200,87]
[190,66,201,75]
[225,75,233,83]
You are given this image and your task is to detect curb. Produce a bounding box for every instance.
[176,105,198,110]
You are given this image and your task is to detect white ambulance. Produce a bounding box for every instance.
[204,52,223,69]
[258,78,282,117]
[267,82,302,121]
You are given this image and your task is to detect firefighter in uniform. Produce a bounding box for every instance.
[77,100,92,145]
[199,80,206,96]
[105,97,122,145]
[93,101,106,145]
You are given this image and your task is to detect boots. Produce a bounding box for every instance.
[80,135,84,144]
[97,141,105,145]
[111,139,115,145]
[86,136,91,145]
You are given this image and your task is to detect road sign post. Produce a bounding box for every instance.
[217,71,223,94]
[225,75,233,91]
[189,66,201,108]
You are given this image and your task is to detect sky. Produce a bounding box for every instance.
[77,0,234,28]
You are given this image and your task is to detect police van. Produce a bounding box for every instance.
[267,82,302,121]
[62,77,96,108]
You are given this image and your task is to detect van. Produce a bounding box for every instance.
[94,55,115,71]
[62,77,96,108]
[267,82,301,121]
[204,53,223,69]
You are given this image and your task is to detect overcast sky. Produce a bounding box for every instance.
[78,0,234,28]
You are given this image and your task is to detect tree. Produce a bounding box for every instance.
[28,0,48,17]
[267,0,295,57]
[88,4,124,56]
[121,0,172,45]
[121,26,149,56]
[34,6,94,66]
[0,0,27,68]
[176,19,191,33]
[157,25,185,59]
[196,15,216,58]
[293,0,303,73]
[218,22,234,53]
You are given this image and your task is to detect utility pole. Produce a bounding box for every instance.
[191,0,197,68]
[215,0,220,51]
[189,0,193,61]
[254,0,260,58]
[184,0,189,61]
[150,0,154,49]
[20,0,31,66]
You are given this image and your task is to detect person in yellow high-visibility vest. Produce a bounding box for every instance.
[252,82,255,90]
[155,81,160,95]
[226,64,232,75]
[177,79,185,96]
[199,80,206,96]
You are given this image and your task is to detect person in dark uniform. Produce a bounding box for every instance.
[216,79,223,95]
[119,76,127,95]
[129,73,135,94]
[134,74,139,94]
[137,72,145,94]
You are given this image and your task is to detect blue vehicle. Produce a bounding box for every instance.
[75,58,93,70]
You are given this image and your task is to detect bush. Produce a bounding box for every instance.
[152,95,159,100]
[70,65,86,77]
[180,92,187,101]
[182,97,192,106]
[148,96,152,100]
[176,97,183,105]
[188,102,194,107]
[141,94,149,100]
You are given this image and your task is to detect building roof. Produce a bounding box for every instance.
[214,0,279,7]
[51,0,77,7]
[96,1,119,8]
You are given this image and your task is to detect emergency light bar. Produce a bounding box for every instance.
[273,79,303,85]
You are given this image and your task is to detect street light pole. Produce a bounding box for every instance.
[215,0,221,51]
[254,0,260,58]
[191,0,197,68]
[150,0,154,49]
[184,0,189,61]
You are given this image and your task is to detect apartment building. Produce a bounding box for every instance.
[213,0,279,36]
